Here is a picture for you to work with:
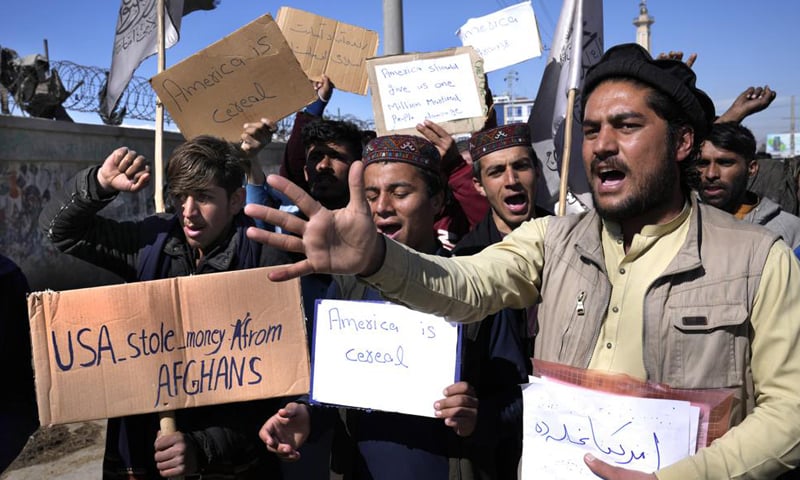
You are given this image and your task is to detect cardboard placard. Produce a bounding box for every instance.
[367,46,488,137]
[310,299,460,418]
[276,6,379,95]
[29,267,309,426]
[150,13,317,142]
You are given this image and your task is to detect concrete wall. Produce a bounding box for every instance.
[0,115,285,291]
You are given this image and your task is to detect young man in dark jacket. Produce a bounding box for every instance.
[39,136,291,479]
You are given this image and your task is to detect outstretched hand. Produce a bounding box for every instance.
[656,50,697,68]
[96,147,150,195]
[717,85,777,124]
[260,402,311,462]
[245,160,385,281]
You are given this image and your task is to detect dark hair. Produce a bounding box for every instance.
[705,122,756,160]
[301,119,363,160]
[166,135,244,199]
[417,164,446,199]
[360,130,377,148]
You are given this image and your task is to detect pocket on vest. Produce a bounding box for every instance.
[666,304,748,388]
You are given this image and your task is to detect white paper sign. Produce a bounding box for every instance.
[520,377,698,479]
[373,53,484,131]
[456,1,543,72]
[311,299,459,417]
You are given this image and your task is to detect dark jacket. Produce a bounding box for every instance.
[0,255,38,471]
[40,166,291,479]
[451,212,542,479]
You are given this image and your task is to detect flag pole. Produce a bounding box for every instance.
[557,88,578,216]
[155,0,179,463]
[154,0,166,214]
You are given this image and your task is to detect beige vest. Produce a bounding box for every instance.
[534,198,778,422]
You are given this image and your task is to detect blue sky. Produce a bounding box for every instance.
[3,0,798,145]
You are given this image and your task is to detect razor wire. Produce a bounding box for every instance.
[50,60,173,124]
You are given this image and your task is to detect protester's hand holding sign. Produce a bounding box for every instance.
[96,147,151,195]
[244,161,384,281]
[416,119,463,172]
[434,381,478,437]
[154,430,200,477]
[583,454,658,480]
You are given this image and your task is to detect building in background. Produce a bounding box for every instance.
[493,95,534,125]
[633,0,654,53]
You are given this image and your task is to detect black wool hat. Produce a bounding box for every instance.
[581,43,716,141]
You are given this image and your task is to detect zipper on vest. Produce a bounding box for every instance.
[576,291,586,316]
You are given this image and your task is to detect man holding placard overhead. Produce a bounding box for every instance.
[245,44,800,479]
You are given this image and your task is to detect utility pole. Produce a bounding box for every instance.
[504,70,519,122]
[383,0,404,55]
[791,95,796,156]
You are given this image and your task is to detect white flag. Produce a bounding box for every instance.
[100,0,218,118]
[528,0,603,214]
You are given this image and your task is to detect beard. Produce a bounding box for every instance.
[590,153,680,223]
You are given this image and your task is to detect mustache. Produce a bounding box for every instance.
[590,156,629,175]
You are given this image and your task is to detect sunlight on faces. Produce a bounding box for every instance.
[473,145,538,234]
[172,185,244,257]
[581,81,684,224]
[363,161,443,253]
[697,142,755,213]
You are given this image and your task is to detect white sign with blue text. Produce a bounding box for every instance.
[520,377,699,479]
[311,299,460,418]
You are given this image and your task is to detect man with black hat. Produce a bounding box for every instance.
[245,44,800,479]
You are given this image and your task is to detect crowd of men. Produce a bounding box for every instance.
[3,42,800,479]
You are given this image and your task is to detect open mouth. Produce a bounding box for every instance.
[377,223,401,238]
[184,223,205,238]
[599,169,626,185]
[504,193,529,214]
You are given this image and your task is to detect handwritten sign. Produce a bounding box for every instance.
[276,7,379,95]
[28,267,310,425]
[150,13,317,142]
[457,1,543,72]
[520,377,699,479]
[310,299,459,417]
[367,46,487,136]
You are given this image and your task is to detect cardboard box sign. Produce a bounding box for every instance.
[150,13,317,142]
[28,267,309,426]
[367,46,488,137]
[276,6,379,95]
